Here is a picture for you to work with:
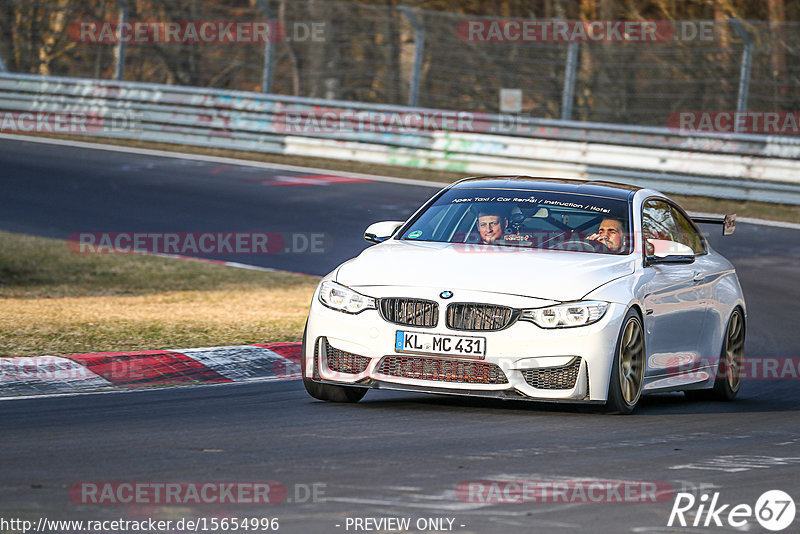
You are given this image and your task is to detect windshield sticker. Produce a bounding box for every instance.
[408,230,423,239]
[449,195,610,213]
[539,198,611,213]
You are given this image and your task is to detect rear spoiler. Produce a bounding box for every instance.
[691,214,736,236]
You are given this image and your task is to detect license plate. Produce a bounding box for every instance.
[395,331,486,358]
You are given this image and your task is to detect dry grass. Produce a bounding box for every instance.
[0,231,318,357]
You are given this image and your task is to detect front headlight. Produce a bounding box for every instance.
[520,301,608,328]
[318,281,377,314]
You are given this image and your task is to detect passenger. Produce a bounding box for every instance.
[587,217,626,253]
[476,205,508,245]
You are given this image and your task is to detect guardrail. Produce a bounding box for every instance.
[1,72,799,204]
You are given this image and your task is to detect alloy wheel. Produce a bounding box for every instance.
[724,310,745,392]
[618,318,644,405]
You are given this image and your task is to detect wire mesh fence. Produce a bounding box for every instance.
[1,0,799,129]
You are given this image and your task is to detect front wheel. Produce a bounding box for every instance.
[301,326,367,403]
[605,309,645,415]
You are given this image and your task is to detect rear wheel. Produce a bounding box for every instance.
[684,308,744,401]
[301,326,367,403]
[605,310,645,415]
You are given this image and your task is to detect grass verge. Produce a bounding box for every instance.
[21,133,800,224]
[0,231,318,357]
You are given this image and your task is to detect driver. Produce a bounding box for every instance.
[587,217,626,253]
[476,204,508,245]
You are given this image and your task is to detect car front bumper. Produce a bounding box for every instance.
[304,284,626,403]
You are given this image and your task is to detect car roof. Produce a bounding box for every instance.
[451,176,640,201]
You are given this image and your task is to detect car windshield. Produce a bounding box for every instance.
[399,187,632,255]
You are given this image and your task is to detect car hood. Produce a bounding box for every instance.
[336,240,636,302]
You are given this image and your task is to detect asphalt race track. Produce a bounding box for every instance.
[1,137,799,534]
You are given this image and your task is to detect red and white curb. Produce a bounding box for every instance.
[0,342,302,399]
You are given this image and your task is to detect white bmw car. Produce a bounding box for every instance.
[302,176,745,414]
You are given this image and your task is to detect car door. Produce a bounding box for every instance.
[640,199,709,377]
[667,202,719,367]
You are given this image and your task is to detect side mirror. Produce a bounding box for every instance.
[364,221,404,244]
[645,239,695,266]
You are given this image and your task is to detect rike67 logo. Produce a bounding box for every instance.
[669,490,796,531]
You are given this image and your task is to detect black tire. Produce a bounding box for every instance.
[605,309,645,415]
[683,308,744,402]
[712,308,745,400]
[301,325,367,403]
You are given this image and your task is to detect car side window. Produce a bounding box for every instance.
[669,206,707,254]
[642,200,678,253]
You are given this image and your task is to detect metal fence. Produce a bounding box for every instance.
[1,1,799,128]
[2,72,799,204]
